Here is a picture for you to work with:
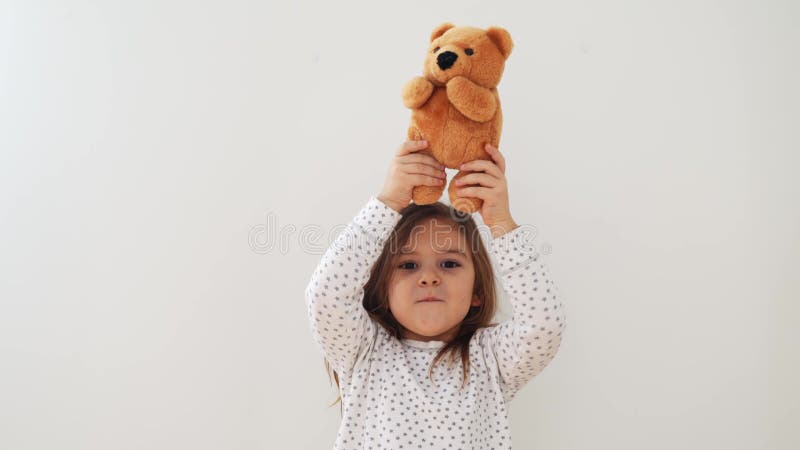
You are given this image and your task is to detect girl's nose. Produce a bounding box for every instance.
[418,276,440,286]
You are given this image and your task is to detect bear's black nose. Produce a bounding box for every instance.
[436,51,458,70]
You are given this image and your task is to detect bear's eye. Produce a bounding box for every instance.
[433,46,440,53]
[465,48,474,56]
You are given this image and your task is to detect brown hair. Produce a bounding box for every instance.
[323,201,501,413]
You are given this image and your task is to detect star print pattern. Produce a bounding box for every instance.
[305,196,566,449]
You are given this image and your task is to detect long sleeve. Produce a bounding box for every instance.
[304,196,402,378]
[481,224,566,403]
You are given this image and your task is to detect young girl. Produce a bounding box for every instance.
[305,140,566,449]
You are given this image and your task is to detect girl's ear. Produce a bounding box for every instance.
[471,294,482,307]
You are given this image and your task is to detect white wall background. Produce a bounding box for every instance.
[1,0,798,449]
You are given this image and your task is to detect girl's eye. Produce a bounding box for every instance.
[398,261,461,270]
[465,48,474,55]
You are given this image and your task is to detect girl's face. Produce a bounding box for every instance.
[387,217,482,343]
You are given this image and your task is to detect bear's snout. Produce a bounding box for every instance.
[436,51,458,70]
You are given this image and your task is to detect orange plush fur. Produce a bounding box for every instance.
[402,23,514,213]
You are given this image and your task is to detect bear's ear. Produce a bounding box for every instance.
[430,22,455,42]
[486,26,513,59]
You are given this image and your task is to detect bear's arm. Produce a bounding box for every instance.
[446,76,497,123]
[402,76,434,109]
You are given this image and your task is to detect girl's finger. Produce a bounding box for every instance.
[401,162,447,179]
[485,144,506,173]
[411,174,446,186]
[396,140,429,156]
[398,152,445,170]
[455,186,491,199]
[454,172,498,188]
[460,159,503,179]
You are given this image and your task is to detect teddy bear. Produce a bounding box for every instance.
[402,22,513,214]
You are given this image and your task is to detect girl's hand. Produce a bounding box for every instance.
[377,140,447,213]
[454,144,518,238]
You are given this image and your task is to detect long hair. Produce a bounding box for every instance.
[323,200,501,414]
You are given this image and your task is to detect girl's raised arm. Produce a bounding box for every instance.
[304,196,401,378]
[479,225,567,403]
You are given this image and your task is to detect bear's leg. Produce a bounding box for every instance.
[408,125,446,205]
[412,183,446,206]
[447,137,491,213]
[407,126,422,141]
